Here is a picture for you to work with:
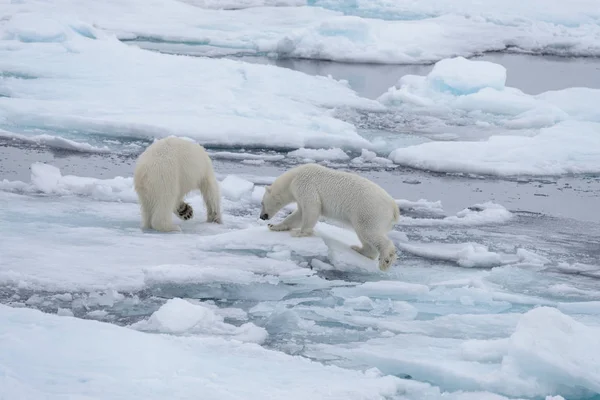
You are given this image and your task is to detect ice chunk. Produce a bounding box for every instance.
[397,242,505,268]
[220,175,255,201]
[287,147,350,161]
[131,298,268,343]
[399,202,512,226]
[426,57,507,95]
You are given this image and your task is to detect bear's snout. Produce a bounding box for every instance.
[260,213,269,220]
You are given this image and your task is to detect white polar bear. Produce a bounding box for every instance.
[133,136,222,232]
[259,163,400,271]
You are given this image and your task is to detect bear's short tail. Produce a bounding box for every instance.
[392,199,400,223]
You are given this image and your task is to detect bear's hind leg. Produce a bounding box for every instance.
[351,228,379,259]
[137,193,153,230]
[150,198,181,232]
[199,174,222,224]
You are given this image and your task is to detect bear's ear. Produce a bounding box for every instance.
[265,186,271,193]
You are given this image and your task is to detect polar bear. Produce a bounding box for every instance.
[133,136,222,232]
[259,163,399,271]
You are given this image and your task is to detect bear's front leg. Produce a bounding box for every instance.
[268,209,302,232]
[291,196,320,237]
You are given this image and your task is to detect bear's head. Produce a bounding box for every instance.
[259,186,285,221]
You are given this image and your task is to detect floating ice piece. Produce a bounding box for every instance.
[397,242,505,268]
[287,147,350,161]
[130,298,268,343]
[220,175,255,201]
[399,202,512,226]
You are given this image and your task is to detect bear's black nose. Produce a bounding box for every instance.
[260,213,269,220]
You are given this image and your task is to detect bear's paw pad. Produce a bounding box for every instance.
[177,202,194,220]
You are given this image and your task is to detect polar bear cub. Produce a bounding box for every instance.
[133,136,222,232]
[259,163,399,271]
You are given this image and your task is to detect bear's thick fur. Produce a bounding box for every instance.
[259,163,399,271]
[133,136,222,232]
